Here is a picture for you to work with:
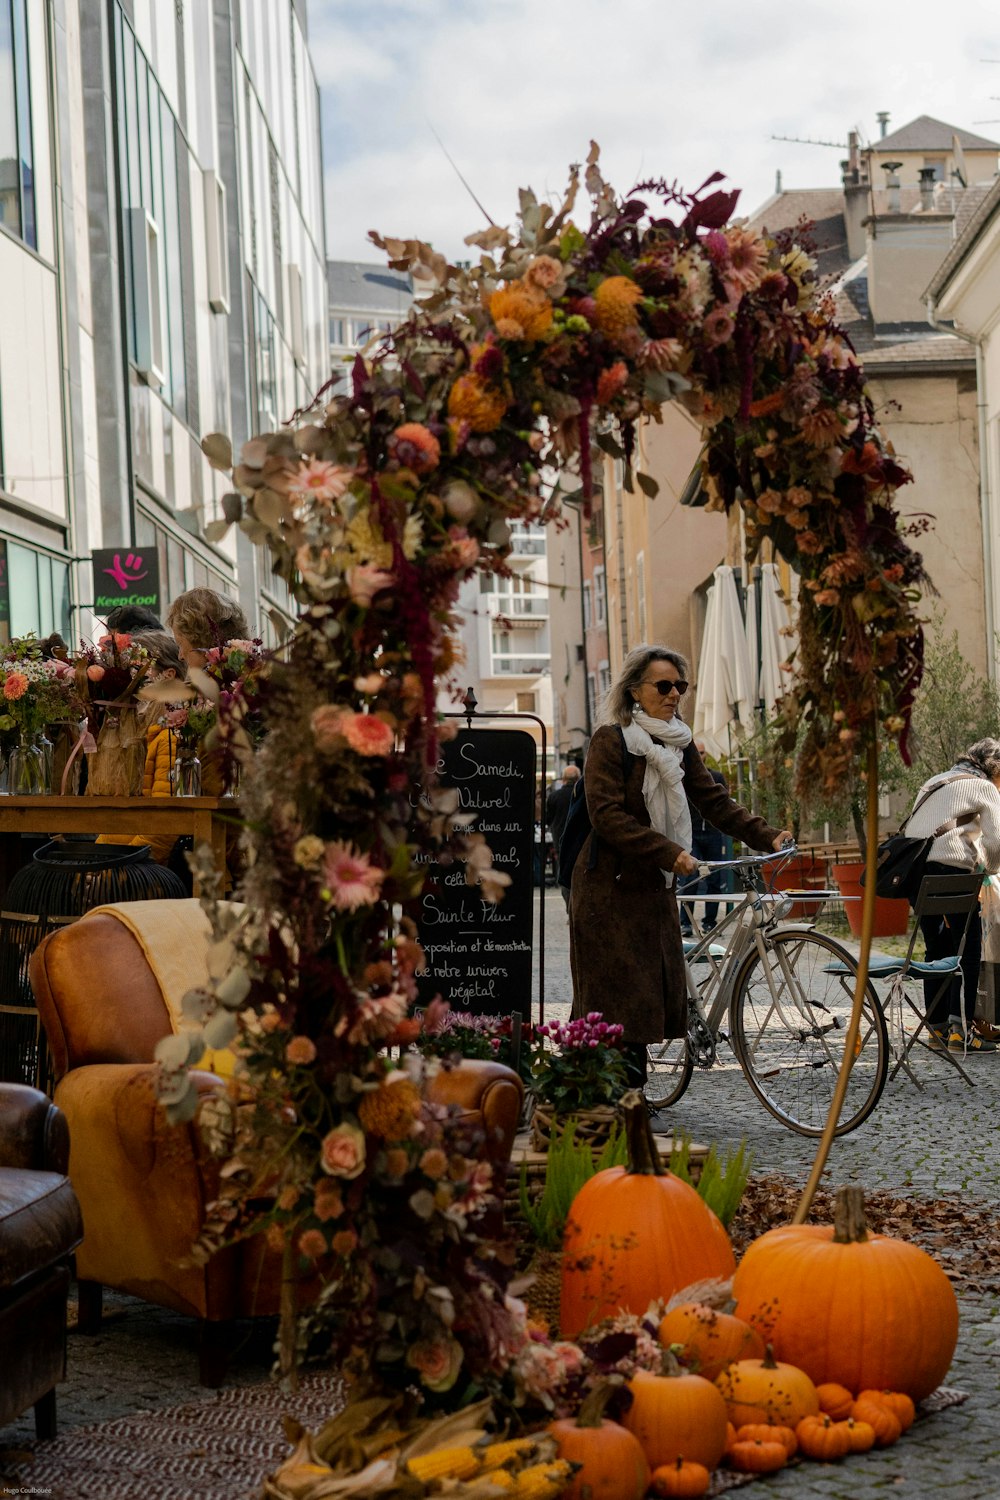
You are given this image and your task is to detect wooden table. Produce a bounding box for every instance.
[0,796,236,894]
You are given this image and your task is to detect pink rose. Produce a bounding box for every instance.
[86,664,105,682]
[406,1336,464,1393]
[342,713,395,757]
[320,1121,366,1179]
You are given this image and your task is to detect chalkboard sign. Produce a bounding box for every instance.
[416,726,536,1020]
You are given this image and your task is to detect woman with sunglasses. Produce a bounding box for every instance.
[569,644,790,1086]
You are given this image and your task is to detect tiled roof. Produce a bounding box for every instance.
[746,188,852,280]
[327,260,413,314]
[925,177,1000,301]
[871,115,1000,153]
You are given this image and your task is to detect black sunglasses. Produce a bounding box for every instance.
[641,678,688,697]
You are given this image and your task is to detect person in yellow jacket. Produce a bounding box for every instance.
[98,632,185,863]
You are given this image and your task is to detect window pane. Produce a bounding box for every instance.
[160,105,186,420]
[52,559,71,642]
[11,0,33,248]
[0,1,22,239]
[7,542,39,638]
[137,53,151,213]
[37,553,53,636]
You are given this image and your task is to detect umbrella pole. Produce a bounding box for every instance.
[793,734,877,1222]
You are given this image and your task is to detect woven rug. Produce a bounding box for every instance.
[0,1374,347,1500]
[0,1381,968,1500]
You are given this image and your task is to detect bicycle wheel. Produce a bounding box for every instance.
[645,1036,694,1110]
[729,929,889,1136]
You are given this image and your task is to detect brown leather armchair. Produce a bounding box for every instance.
[0,1083,83,1438]
[30,901,523,1384]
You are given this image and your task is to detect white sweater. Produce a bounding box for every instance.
[905,772,1000,873]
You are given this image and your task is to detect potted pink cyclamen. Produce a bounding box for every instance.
[530,1012,630,1151]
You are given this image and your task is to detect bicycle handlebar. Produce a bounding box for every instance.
[693,843,797,874]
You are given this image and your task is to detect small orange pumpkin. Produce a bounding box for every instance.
[727,1438,787,1474]
[734,1423,797,1458]
[548,1382,650,1500]
[856,1389,915,1432]
[658,1302,764,1380]
[795,1413,851,1462]
[623,1361,729,1471]
[850,1397,902,1447]
[724,1421,737,1454]
[715,1346,819,1429]
[816,1382,854,1420]
[650,1457,711,1498]
[561,1094,735,1337]
[844,1418,876,1453]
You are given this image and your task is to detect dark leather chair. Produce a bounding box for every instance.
[29,901,523,1384]
[0,1082,83,1438]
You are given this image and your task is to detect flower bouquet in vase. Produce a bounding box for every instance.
[74,633,152,797]
[529,1012,630,1150]
[195,638,266,796]
[0,642,82,794]
[161,698,216,797]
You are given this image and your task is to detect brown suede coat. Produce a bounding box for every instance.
[569,725,781,1044]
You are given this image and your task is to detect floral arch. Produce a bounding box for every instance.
[170,146,924,1413]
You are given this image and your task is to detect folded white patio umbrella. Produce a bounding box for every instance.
[746,561,793,717]
[694,565,755,760]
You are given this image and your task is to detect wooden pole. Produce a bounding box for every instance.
[792,734,878,1223]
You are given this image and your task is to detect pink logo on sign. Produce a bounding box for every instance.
[103,552,148,591]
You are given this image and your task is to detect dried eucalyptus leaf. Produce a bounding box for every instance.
[206,938,237,979]
[202,1008,238,1050]
[188,666,220,703]
[215,964,251,1009]
[221,491,243,523]
[155,1034,197,1071]
[201,432,233,471]
[204,519,231,544]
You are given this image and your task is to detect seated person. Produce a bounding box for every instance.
[166,587,249,671]
[103,604,163,634]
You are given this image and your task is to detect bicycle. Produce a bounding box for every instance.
[645,847,890,1136]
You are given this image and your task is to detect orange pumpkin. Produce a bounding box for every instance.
[816,1382,854,1420]
[732,1186,958,1402]
[724,1421,737,1454]
[650,1457,711,1497]
[727,1438,787,1474]
[734,1423,797,1458]
[548,1382,650,1500]
[561,1093,735,1337]
[795,1414,851,1462]
[715,1347,819,1429]
[850,1397,902,1447]
[658,1302,764,1380]
[844,1418,876,1453]
[857,1389,915,1432]
[623,1363,729,1471]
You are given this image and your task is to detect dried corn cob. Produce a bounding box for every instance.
[512,1460,573,1499]
[406,1445,480,1483]
[479,1438,538,1471]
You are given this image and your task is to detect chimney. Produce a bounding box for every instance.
[775,168,782,194]
[918,166,936,211]
[877,111,890,139]
[881,161,903,214]
[841,130,869,259]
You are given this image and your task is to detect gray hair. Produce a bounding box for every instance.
[600,643,689,726]
[962,738,1000,779]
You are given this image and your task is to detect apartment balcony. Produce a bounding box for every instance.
[489,654,551,676]
[487,595,549,620]
[509,523,546,559]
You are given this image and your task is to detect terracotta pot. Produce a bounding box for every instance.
[772,854,829,920]
[831,861,909,937]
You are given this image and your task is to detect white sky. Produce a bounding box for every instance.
[310,0,1000,267]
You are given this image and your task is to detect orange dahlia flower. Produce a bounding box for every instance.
[357,1077,422,1141]
[447,374,508,433]
[488,282,553,341]
[593,275,643,338]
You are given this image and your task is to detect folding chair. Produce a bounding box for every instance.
[851,872,982,1088]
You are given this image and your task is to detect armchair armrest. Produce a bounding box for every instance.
[0,1083,70,1174]
[424,1059,524,1166]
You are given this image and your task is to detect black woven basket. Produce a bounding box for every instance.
[6,840,186,923]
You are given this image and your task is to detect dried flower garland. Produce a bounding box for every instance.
[159,148,925,1412]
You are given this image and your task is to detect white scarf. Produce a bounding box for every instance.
[622,708,693,887]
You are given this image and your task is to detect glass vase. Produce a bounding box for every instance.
[8,737,50,795]
[173,751,202,798]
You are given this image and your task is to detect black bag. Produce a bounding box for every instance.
[864,774,978,900]
[556,727,629,888]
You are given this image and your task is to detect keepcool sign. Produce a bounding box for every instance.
[416,727,536,1022]
[92,547,161,619]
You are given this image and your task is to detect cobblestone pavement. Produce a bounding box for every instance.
[4,888,999,1499]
